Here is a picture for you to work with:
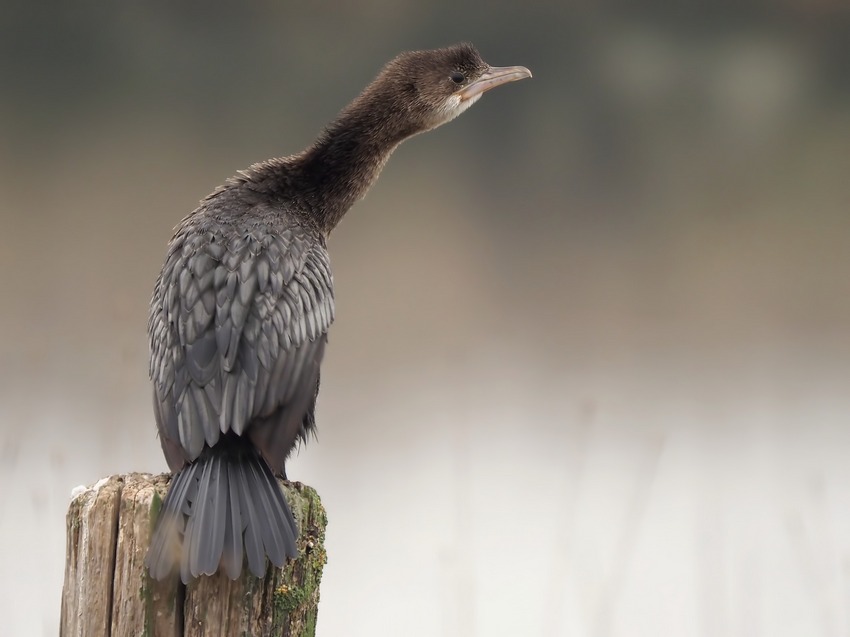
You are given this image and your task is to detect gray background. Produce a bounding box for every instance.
[2,2,849,635]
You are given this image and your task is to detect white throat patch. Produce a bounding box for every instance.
[437,93,483,125]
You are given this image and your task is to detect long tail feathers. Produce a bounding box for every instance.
[146,444,298,583]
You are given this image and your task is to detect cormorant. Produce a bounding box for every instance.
[146,43,531,583]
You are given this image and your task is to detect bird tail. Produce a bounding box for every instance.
[145,439,299,583]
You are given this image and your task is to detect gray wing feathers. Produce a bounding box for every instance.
[149,219,334,467]
[248,338,325,472]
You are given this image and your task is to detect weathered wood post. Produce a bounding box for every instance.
[60,473,328,637]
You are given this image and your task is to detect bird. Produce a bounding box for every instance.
[145,42,531,583]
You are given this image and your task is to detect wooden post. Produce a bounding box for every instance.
[60,473,328,637]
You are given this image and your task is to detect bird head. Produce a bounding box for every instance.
[367,43,532,136]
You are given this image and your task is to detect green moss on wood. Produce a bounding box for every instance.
[274,583,308,614]
[149,489,163,531]
[139,578,153,637]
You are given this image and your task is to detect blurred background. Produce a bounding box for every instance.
[2,2,849,635]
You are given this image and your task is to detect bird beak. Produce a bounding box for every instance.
[458,65,532,101]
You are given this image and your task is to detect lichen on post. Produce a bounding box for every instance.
[60,473,327,637]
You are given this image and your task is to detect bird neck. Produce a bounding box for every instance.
[296,92,413,234]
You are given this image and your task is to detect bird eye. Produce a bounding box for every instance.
[450,71,465,84]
